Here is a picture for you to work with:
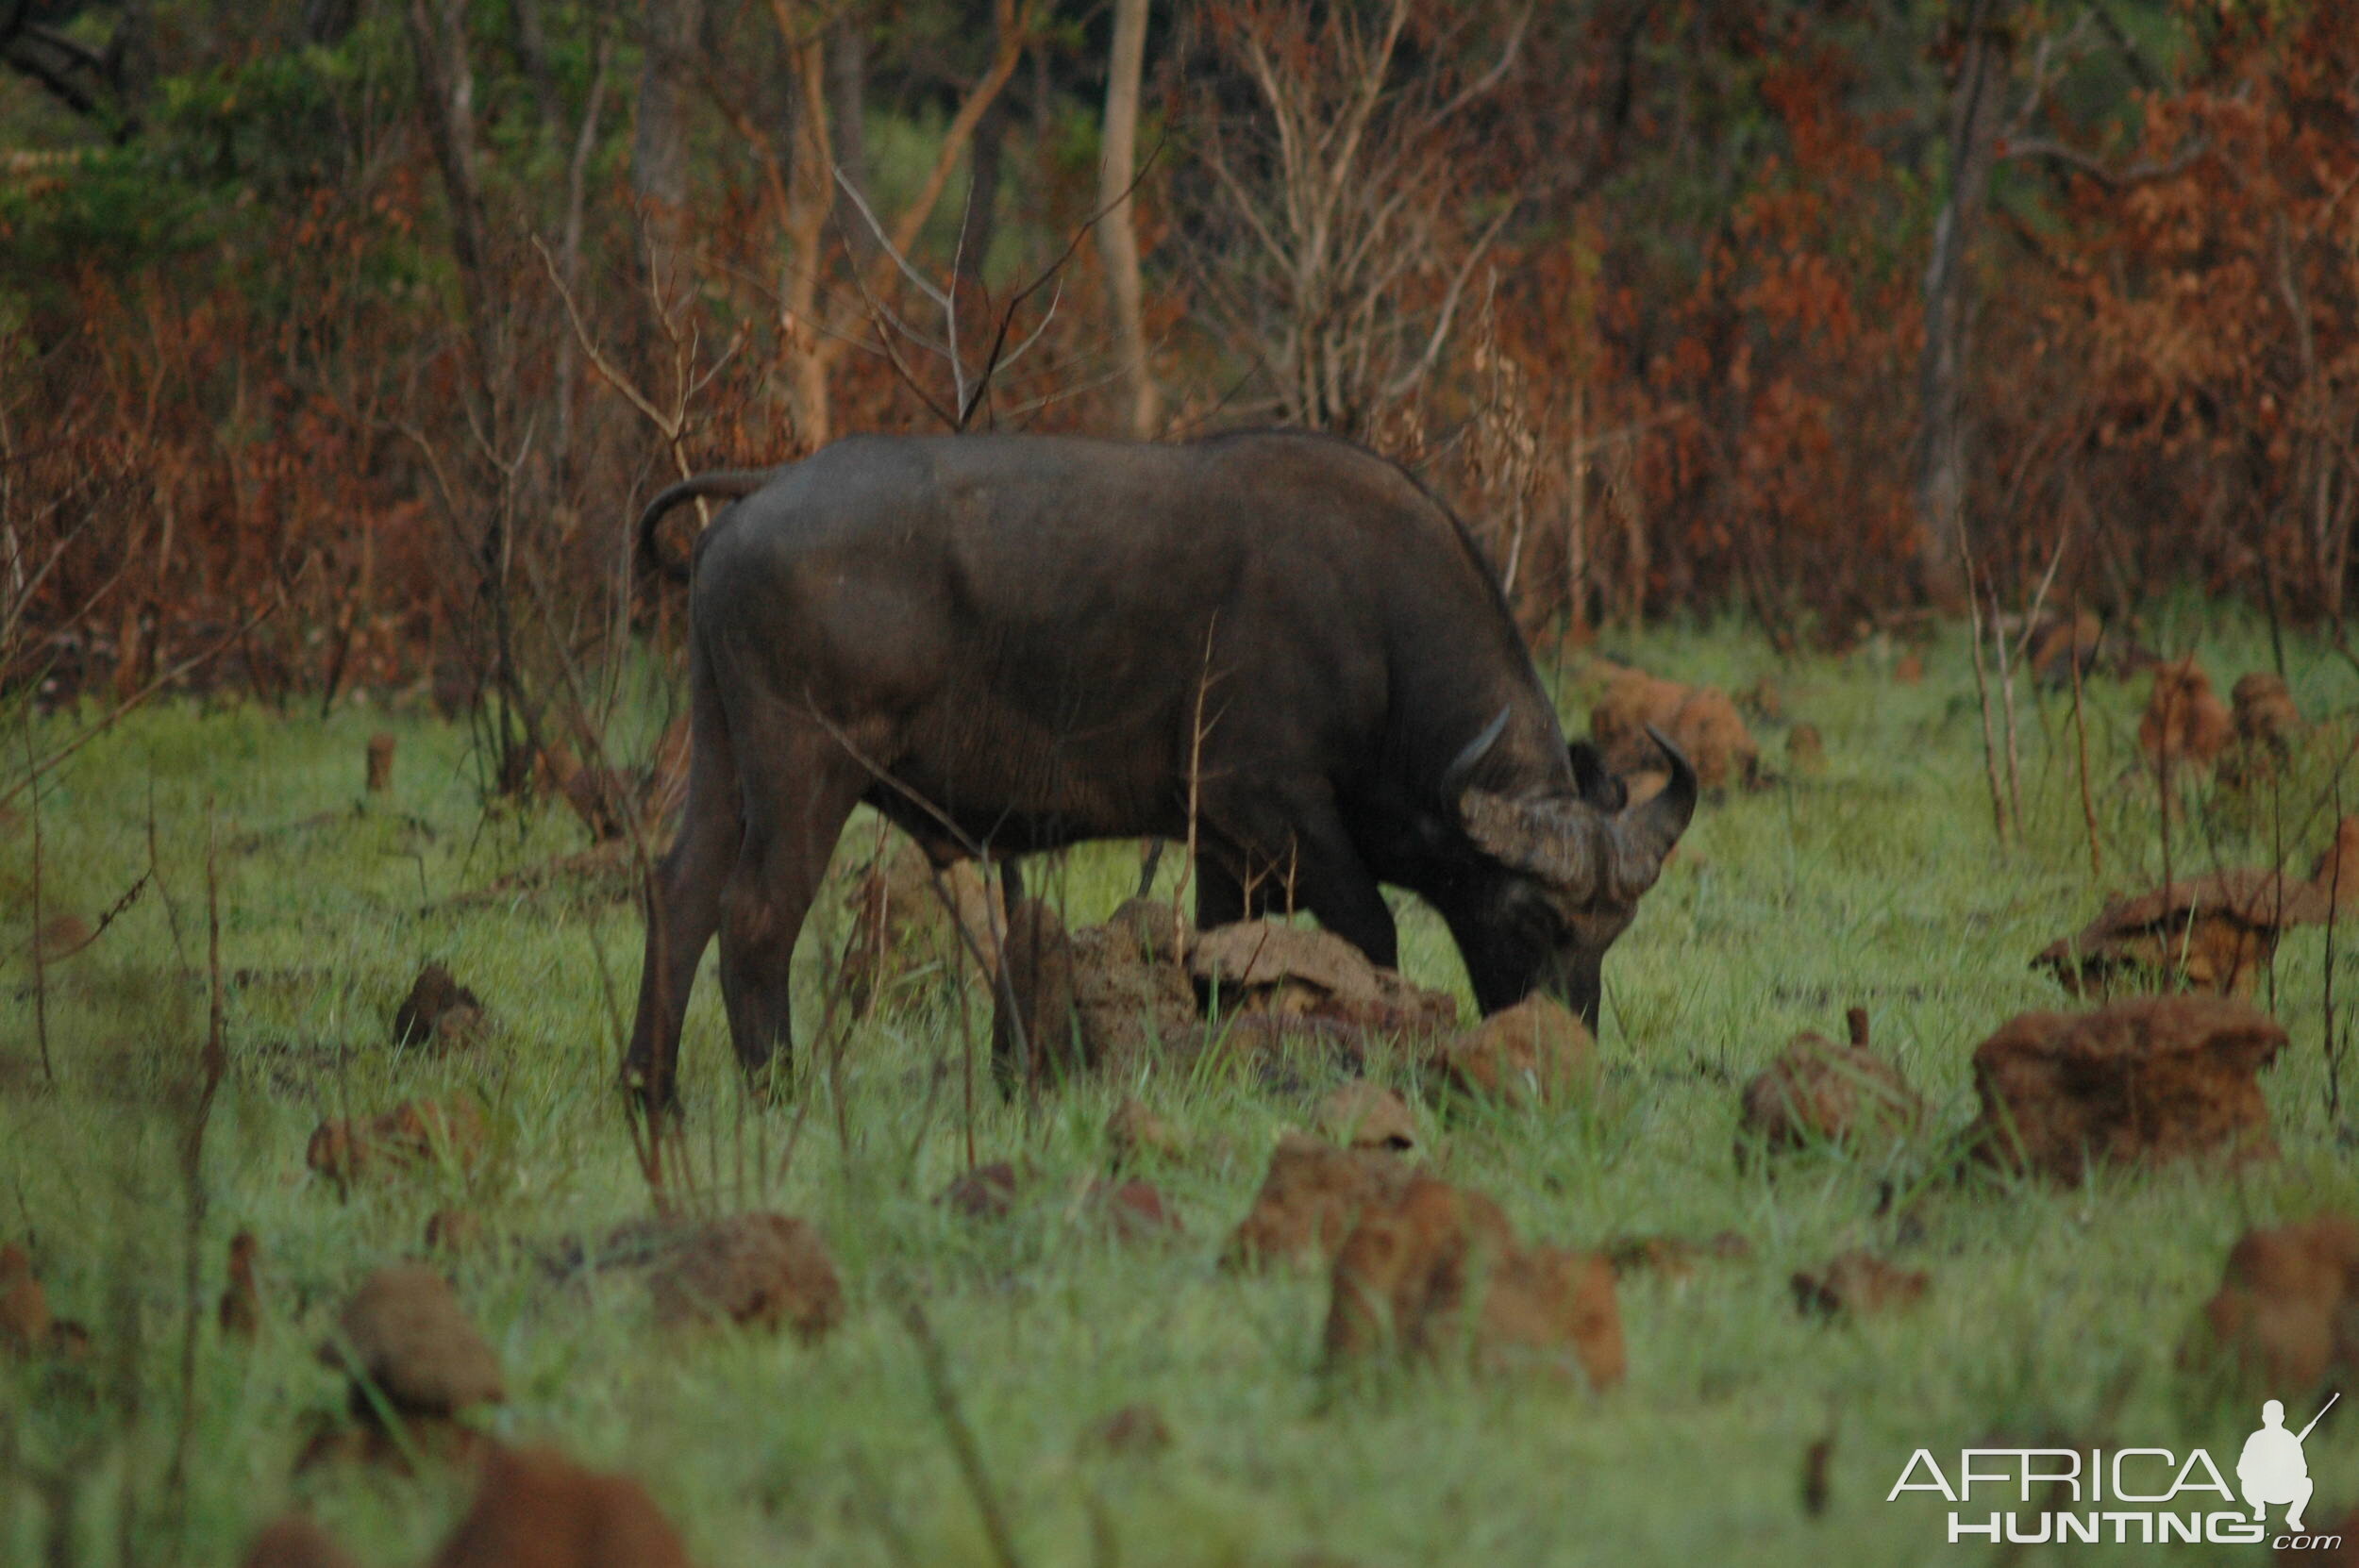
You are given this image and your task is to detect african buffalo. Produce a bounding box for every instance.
[625,430,1694,1106]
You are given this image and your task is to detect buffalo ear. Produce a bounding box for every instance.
[1566,742,1627,811]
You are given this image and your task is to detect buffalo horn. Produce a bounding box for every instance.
[1459,725,1696,899]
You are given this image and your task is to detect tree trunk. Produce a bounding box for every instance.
[402,0,496,386]
[633,0,704,268]
[778,20,835,449]
[1915,0,2007,607]
[510,0,563,147]
[828,11,872,265]
[1096,0,1159,437]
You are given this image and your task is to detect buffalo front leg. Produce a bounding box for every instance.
[716,727,866,1095]
[624,654,741,1111]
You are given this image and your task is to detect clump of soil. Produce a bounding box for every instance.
[1604,1230,1753,1283]
[0,1243,85,1359]
[1191,922,1458,1041]
[1665,686,1760,792]
[1966,995,2285,1182]
[643,1214,844,1342]
[1081,1403,1172,1458]
[238,1516,361,1568]
[1224,1133,1416,1271]
[219,1231,261,1342]
[1322,1176,1624,1388]
[1088,1179,1182,1243]
[0,1243,52,1352]
[425,1209,487,1257]
[939,1161,1028,1221]
[1792,1251,1930,1318]
[1786,722,1827,776]
[392,964,486,1051]
[1105,1097,1183,1165]
[994,896,1084,1086]
[2186,1214,2359,1391]
[1314,1081,1416,1151]
[323,1264,506,1421]
[534,717,689,847]
[2034,871,2332,998]
[429,1444,695,1568]
[33,913,92,961]
[2311,816,2359,897]
[838,838,1004,1015]
[1734,1016,1922,1168]
[1588,668,1689,776]
[2139,657,2233,772]
[1428,996,1597,1105]
[2233,672,2303,748]
[1590,667,1760,792]
[307,1097,489,1183]
[1067,910,1201,1076]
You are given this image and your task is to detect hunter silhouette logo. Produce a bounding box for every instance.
[2238,1394,2334,1533]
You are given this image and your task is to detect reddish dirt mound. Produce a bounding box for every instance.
[309,1097,489,1182]
[219,1231,261,1341]
[1081,1403,1172,1457]
[1192,922,1458,1040]
[324,1265,505,1419]
[1786,722,1827,776]
[1223,1133,1416,1271]
[2311,817,2359,900]
[1604,1230,1753,1282]
[1590,668,1759,792]
[644,1214,844,1342]
[1792,1252,1930,1317]
[1666,686,1759,792]
[1089,1179,1183,1243]
[1067,911,1201,1076]
[238,1515,362,1568]
[839,839,1004,1016]
[2189,1214,2359,1391]
[1105,1097,1183,1165]
[938,1161,1027,1221]
[426,1209,488,1257]
[995,896,1083,1085]
[430,1444,695,1568]
[2232,671,2303,746]
[0,1245,85,1360]
[1314,1081,1416,1150]
[1323,1176,1623,1388]
[1589,668,1690,776]
[2035,870,2331,998]
[393,964,486,1051]
[1429,996,1597,1105]
[2026,610,2105,685]
[2139,657,2233,772]
[1966,996,2285,1182]
[1735,1026,1922,1167]
[0,1243,52,1352]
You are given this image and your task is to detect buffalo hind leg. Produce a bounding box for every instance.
[716,725,867,1095]
[623,647,742,1112]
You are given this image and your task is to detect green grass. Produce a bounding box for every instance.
[6,611,2359,1566]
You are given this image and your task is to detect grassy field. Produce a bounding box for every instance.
[4,609,2357,1567]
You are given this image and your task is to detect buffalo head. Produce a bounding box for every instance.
[1444,713,1697,1028]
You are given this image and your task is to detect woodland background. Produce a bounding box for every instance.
[4,0,2355,762]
